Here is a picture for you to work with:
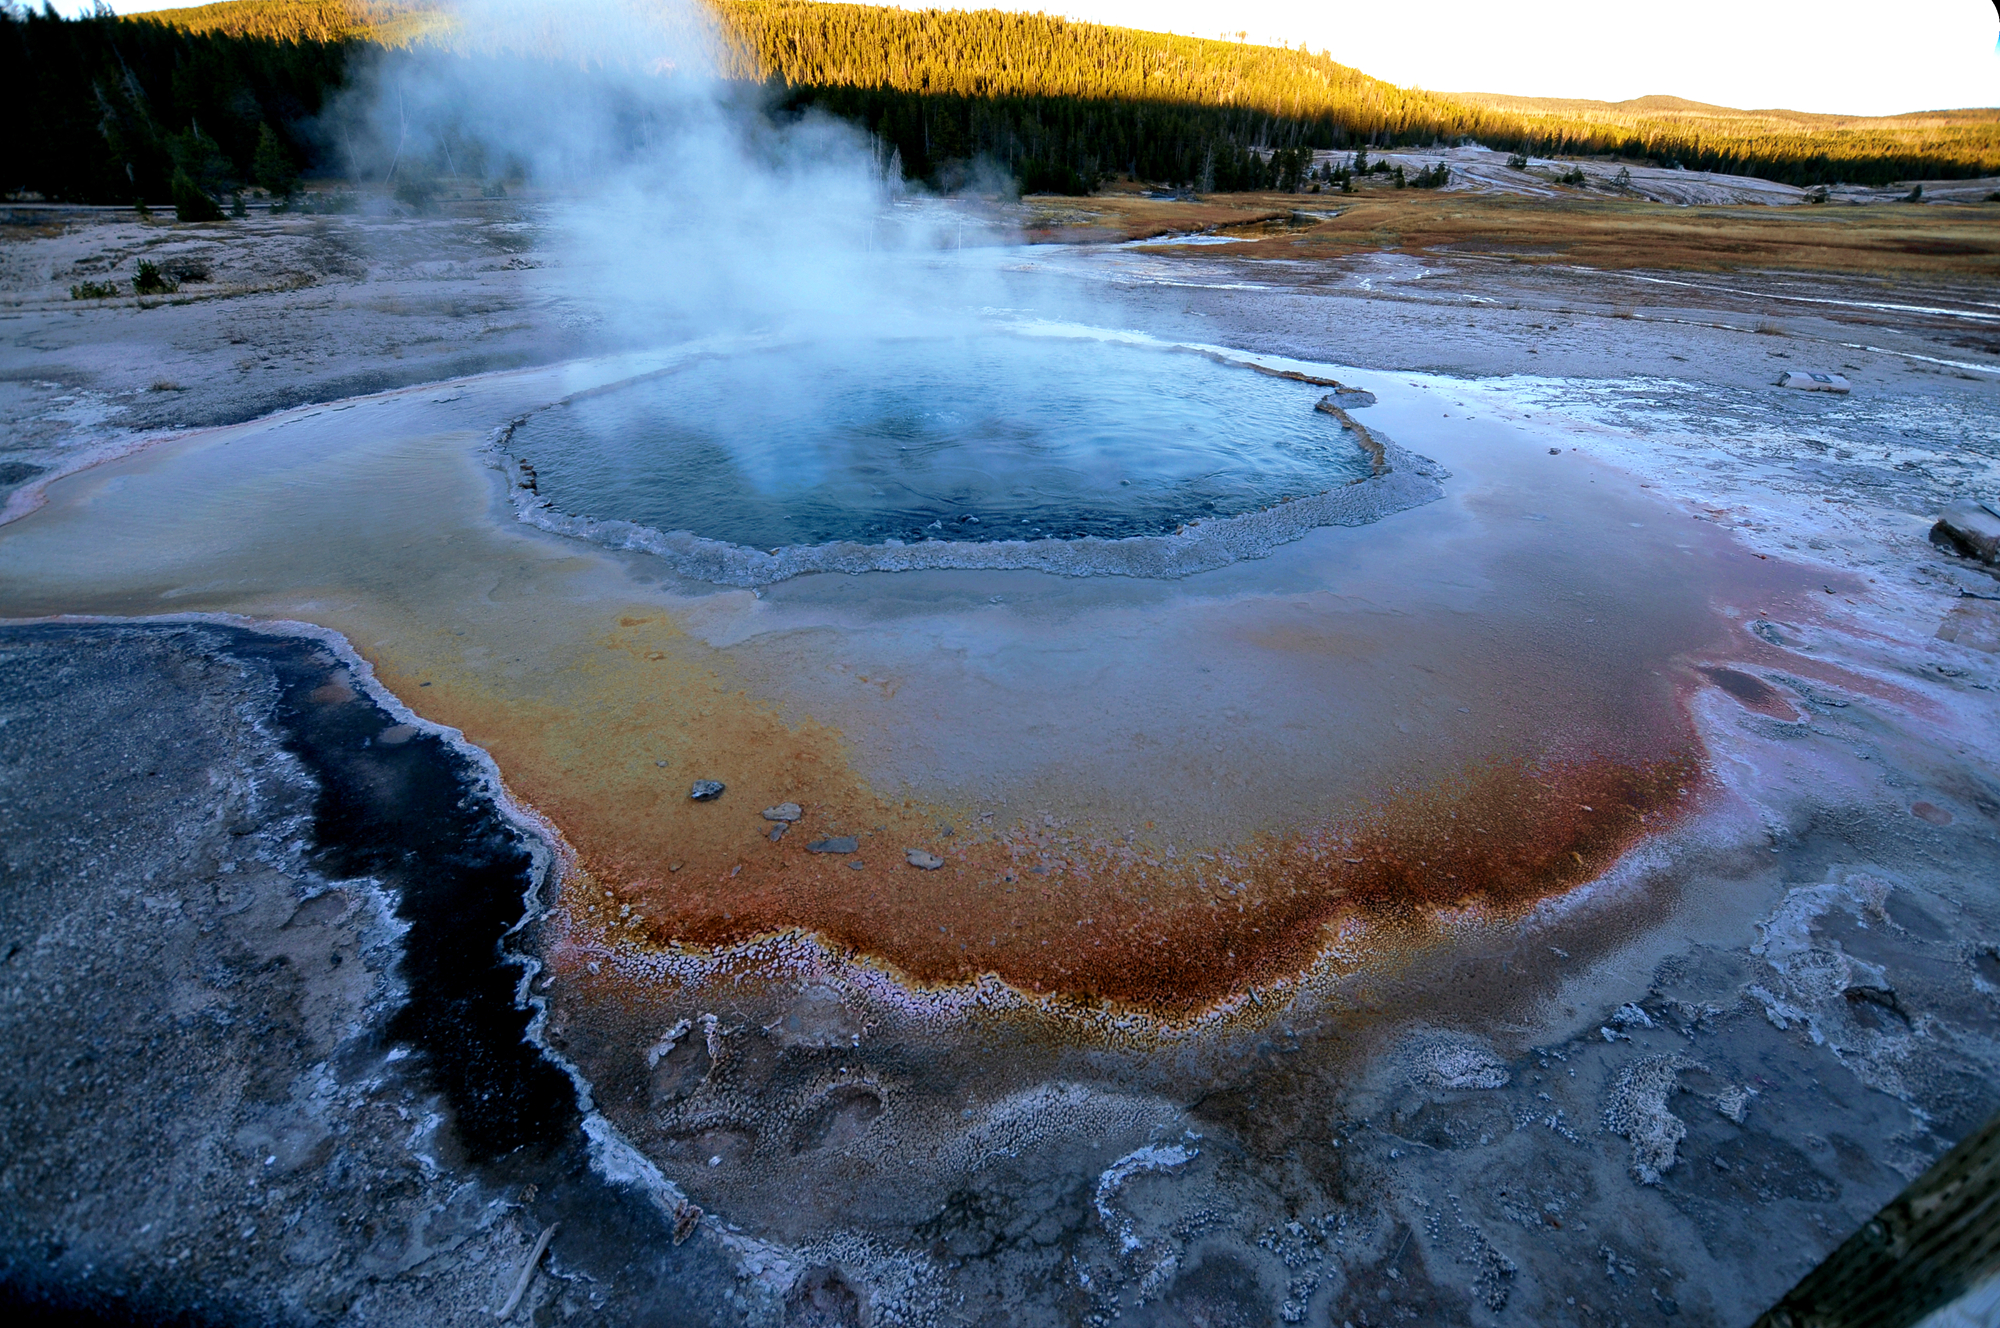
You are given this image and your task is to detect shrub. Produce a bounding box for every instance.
[1559,166,1588,185]
[167,127,234,206]
[1410,162,1450,188]
[132,260,179,296]
[300,191,359,214]
[69,279,120,300]
[392,174,439,212]
[1903,184,1924,203]
[1506,152,1530,170]
[163,256,210,283]
[170,169,223,222]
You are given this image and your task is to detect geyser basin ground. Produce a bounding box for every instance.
[3,331,1996,1327]
[500,330,1444,585]
[5,206,1999,1327]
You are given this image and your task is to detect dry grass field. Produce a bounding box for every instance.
[1029,183,2000,278]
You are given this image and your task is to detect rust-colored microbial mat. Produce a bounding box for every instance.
[553,745,1704,1014]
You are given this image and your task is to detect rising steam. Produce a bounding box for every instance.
[330,0,1014,344]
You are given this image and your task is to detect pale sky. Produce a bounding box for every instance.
[71,0,2000,116]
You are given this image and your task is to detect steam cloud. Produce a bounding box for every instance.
[330,0,1023,346]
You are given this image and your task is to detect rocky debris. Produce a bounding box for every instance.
[0,623,734,1324]
[1713,1084,1754,1124]
[670,1200,703,1246]
[1609,1003,1654,1030]
[905,849,945,870]
[646,1019,694,1068]
[1934,499,2000,563]
[1936,598,2000,652]
[1094,1137,1200,1254]
[1318,386,1378,409]
[807,836,859,854]
[495,1222,558,1321]
[1776,370,1851,393]
[768,822,789,842]
[700,1012,728,1070]
[786,1266,865,1327]
[689,779,725,801]
[1406,1035,1512,1091]
[762,802,803,822]
[1603,1054,1702,1184]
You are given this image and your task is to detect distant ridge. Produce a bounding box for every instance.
[1452,90,1999,130]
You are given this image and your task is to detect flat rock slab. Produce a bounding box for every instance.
[1936,499,2000,562]
[1318,386,1378,409]
[1937,597,2000,651]
[807,836,859,854]
[1777,370,1851,393]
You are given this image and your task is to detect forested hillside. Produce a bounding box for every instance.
[109,0,445,43]
[0,6,354,206]
[717,2,2000,190]
[3,0,1994,206]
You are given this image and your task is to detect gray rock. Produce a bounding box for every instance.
[768,822,788,842]
[1406,1035,1511,1091]
[689,780,726,801]
[1935,499,2000,562]
[762,802,802,822]
[1317,386,1377,410]
[906,849,945,870]
[1776,370,1851,393]
[807,836,859,854]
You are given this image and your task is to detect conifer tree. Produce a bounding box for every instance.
[252,122,297,198]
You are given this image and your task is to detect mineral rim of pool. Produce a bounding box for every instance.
[505,334,1378,550]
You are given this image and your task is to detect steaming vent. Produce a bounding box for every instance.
[502,330,1446,585]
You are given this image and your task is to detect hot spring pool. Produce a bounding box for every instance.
[505,332,1384,556]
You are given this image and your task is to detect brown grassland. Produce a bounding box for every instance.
[1035,182,2000,280]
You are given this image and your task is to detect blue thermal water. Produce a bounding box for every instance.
[508,334,1374,550]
